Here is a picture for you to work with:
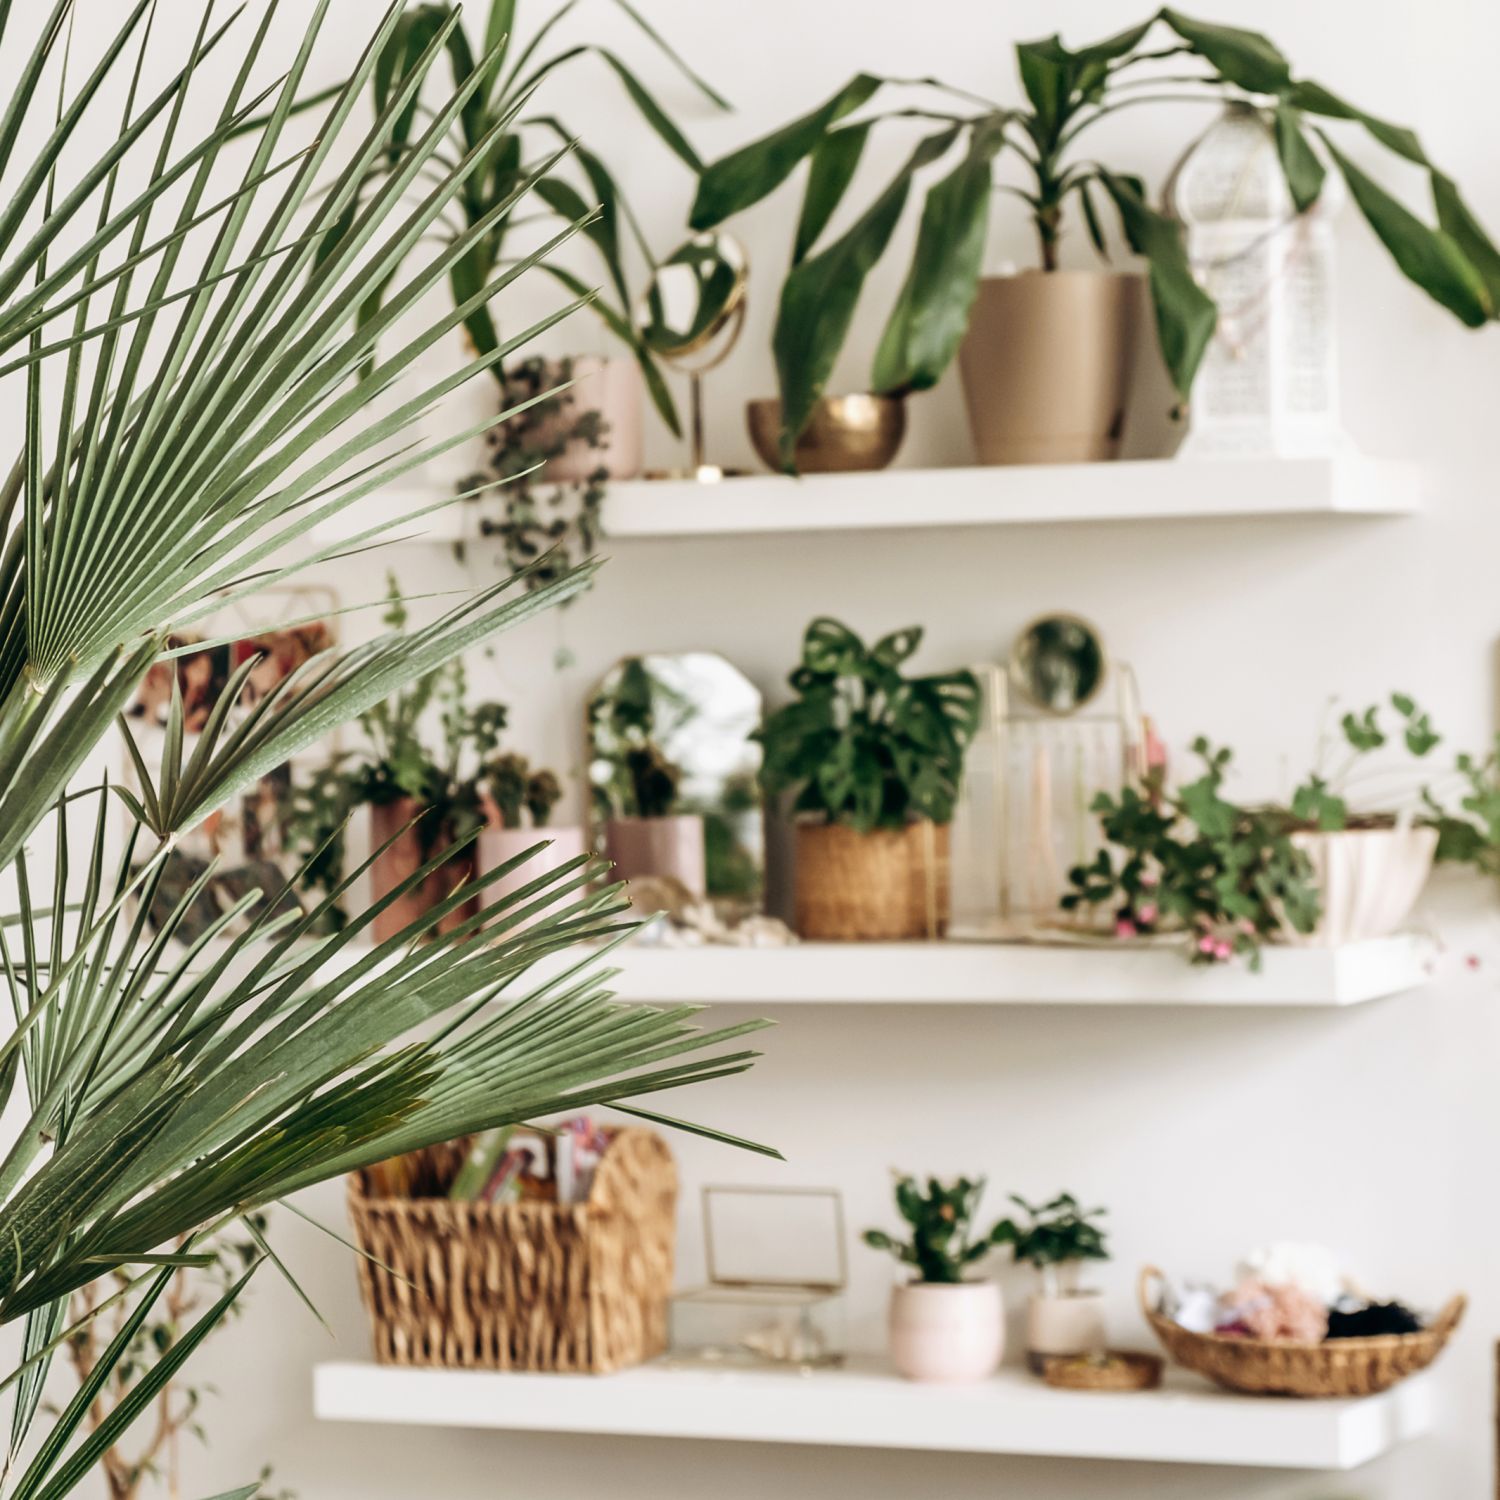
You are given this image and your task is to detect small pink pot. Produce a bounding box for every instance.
[888,1281,1004,1383]
[539,356,644,483]
[604,814,706,898]
[476,825,590,926]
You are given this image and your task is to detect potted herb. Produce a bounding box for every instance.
[864,1174,1007,1383]
[477,751,588,925]
[290,579,508,941]
[993,1193,1111,1372]
[756,619,981,940]
[352,1,728,488]
[689,12,1498,471]
[590,657,706,897]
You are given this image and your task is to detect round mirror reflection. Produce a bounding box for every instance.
[1009,614,1107,715]
[641,233,748,374]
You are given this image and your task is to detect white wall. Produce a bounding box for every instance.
[50,0,1500,1496]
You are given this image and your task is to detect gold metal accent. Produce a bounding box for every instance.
[746,393,907,474]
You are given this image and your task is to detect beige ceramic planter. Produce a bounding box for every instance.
[1287,825,1438,946]
[888,1281,1004,1383]
[476,824,590,926]
[1026,1289,1107,1374]
[540,355,644,483]
[958,271,1139,465]
[604,813,707,898]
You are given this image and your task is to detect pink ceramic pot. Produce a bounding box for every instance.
[888,1281,1004,1383]
[476,825,590,926]
[540,356,644,483]
[604,814,706,898]
[368,799,476,946]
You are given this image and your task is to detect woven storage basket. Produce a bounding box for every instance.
[349,1128,677,1374]
[795,820,950,941]
[1140,1266,1464,1397]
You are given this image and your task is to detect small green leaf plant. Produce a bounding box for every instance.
[285,575,510,919]
[1063,738,1320,966]
[485,751,565,829]
[756,619,982,834]
[863,1175,1004,1285]
[690,11,1500,468]
[589,657,689,821]
[992,1194,1110,1293]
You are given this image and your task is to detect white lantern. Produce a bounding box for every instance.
[1123,104,1348,460]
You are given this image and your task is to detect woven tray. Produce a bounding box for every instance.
[1043,1350,1163,1392]
[1140,1266,1464,1398]
[349,1128,677,1374]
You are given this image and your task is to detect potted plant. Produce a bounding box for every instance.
[591,658,707,897]
[992,1193,1111,1373]
[290,579,508,941]
[477,751,589,924]
[353,1,729,488]
[756,619,981,940]
[689,12,1498,471]
[864,1174,1007,1383]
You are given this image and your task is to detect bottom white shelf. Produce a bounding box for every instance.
[313,1358,1433,1471]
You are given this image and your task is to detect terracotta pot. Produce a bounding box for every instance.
[888,1281,1004,1383]
[1286,825,1438,946]
[746,394,906,474]
[538,356,644,483]
[795,822,950,941]
[604,814,706,898]
[368,798,477,945]
[1026,1289,1107,1374]
[958,271,1139,465]
[476,824,590,925]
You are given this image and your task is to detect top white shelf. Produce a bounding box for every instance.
[310,456,1420,547]
[601,455,1422,539]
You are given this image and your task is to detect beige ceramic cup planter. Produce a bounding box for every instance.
[476,824,590,927]
[1286,824,1438,945]
[605,813,708,899]
[795,822,950,941]
[958,270,1139,465]
[889,1281,1004,1383]
[538,355,645,483]
[1026,1272,1108,1374]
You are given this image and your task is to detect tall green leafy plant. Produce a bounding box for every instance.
[0,6,771,1497]
[690,10,1500,466]
[863,1175,1003,1285]
[756,619,981,834]
[359,0,729,436]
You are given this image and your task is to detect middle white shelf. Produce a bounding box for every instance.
[322,933,1434,1008]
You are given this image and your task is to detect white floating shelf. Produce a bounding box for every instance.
[601,456,1422,539]
[311,456,1421,546]
[532,933,1434,1008]
[314,1358,1434,1471]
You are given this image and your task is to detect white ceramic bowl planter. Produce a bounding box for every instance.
[888,1282,1004,1383]
[1289,826,1438,946]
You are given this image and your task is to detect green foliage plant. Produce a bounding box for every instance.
[485,751,564,829]
[756,619,981,834]
[689,11,1500,467]
[589,657,688,821]
[863,1175,1003,1285]
[991,1193,1110,1286]
[0,7,772,1497]
[360,0,729,436]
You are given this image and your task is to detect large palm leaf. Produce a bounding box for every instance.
[0,4,771,1495]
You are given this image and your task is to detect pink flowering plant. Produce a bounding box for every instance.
[1062,739,1321,966]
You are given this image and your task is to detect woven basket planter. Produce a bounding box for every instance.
[795,821,950,941]
[349,1129,677,1374]
[1140,1266,1464,1397]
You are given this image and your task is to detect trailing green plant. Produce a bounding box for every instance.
[485,751,564,829]
[359,0,729,434]
[690,10,1500,466]
[1290,691,1441,831]
[756,619,981,834]
[863,1175,1004,1285]
[589,657,689,821]
[0,7,771,1498]
[992,1193,1110,1274]
[1063,739,1321,965]
[455,356,608,589]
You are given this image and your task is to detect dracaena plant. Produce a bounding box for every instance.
[690,9,1500,467]
[357,0,729,438]
[755,619,982,834]
[0,6,772,1499]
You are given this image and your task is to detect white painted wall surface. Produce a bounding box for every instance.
[27,0,1500,1495]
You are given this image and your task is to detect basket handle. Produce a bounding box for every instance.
[1429,1293,1467,1339]
[1138,1264,1166,1320]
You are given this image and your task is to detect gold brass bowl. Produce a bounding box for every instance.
[746,394,907,474]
